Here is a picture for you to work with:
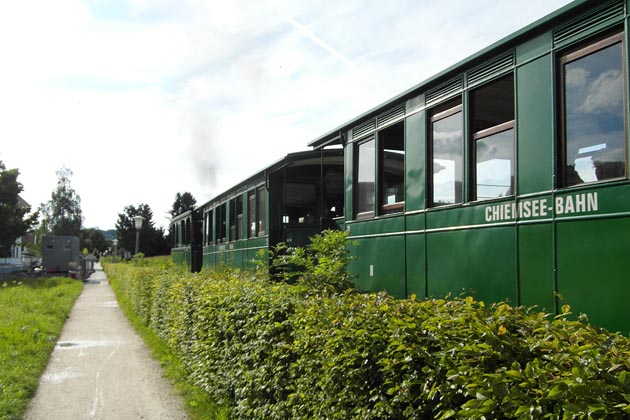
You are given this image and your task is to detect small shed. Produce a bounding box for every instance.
[42,236,80,273]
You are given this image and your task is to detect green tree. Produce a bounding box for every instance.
[0,161,38,257]
[80,228,108,254]
[42,167,82,236]
[115,204,169,256]
[170,192,197,217]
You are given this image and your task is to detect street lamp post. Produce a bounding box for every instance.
[133,215,145,255]
[112,239,118,263]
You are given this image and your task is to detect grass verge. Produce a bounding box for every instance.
[108,266,230,420]
[0,276,83,420]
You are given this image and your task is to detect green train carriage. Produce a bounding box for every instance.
[169,210,202,272]
[186,150,344,271]
[308,0,630,334]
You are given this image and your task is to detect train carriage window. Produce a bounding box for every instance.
[217,203,226,243]
[202,215,206,245]
[248,190,256,238]
[430,99,463,206]
[471,74,515,200]
[324,163,344,219]
[257,187,266,236]
[229,196,243,241]
[206,210,213,245]
[236,196,243,240]
[380,122,405,214]
[560,31,626,187]
[355,137,376,218]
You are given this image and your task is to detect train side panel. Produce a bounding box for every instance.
[337,0,630,333]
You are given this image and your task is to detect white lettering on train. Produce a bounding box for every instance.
[484,192,598,222]
[555,192,598,215]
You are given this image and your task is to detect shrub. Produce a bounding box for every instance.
[106,258,630,419]
[269,229,356,292]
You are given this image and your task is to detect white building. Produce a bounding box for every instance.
[0,196,34,268]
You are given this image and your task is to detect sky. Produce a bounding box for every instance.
[0,0,573,230]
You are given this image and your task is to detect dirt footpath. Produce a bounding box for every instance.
[24,265,188,420]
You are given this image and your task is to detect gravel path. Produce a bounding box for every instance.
[24,265,188,420]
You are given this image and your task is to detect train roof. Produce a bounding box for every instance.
[308,0,594,149]
[169,209,192,224]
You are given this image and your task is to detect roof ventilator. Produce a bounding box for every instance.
[352,119,376,141]
[553,0,624,47]
[426,78,463,106]
[467,52,515,88]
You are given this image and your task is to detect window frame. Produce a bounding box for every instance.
[429,101,463,207]
[256,186,266,237]
[558,30,627,188]
[378,121,406,215]
[353,120,406,220]
[469,74,516,201]
[217,203,226,243]
[229,195,243,242]
[248,190,257,238]
[185,218,191,245]
[205,209,214,246]
[354,136,377,220]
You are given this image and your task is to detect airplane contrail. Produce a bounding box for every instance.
[277,8,390,96]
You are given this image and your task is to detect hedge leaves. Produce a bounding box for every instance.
[105,238,630,419]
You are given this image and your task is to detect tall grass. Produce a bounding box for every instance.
[0,277,83,420]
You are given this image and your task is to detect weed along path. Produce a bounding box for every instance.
[24,264,188,420]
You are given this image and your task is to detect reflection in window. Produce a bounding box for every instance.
[471,75,515,200]
[356,137,376,217]
[561,32,626,186]
[248,190,256,238]
[229,196,243,241]
[206,210,213,245]
[380,122,405,214]
[476,129,514,199]
[236,196,243,240]
[430,100,463,206]
[257,187,266,236]
[217,204,226,243]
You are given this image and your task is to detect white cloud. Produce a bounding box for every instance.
[0,0,574,230]
[580,69,623,114]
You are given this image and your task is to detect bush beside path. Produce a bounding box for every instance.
[106,237,630,419]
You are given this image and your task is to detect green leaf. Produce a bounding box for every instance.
[548,383,568,399]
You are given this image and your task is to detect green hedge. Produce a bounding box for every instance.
[105,260,630,419]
